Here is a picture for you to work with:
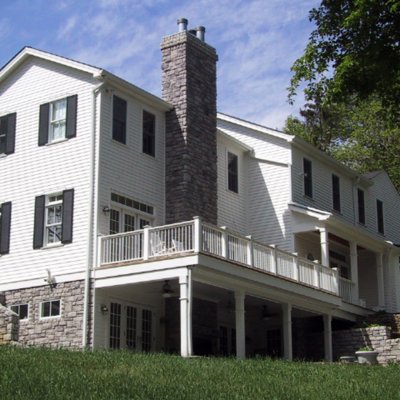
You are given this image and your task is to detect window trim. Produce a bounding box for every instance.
[142,109,156,157]
[303,158,313,198]
[227,151,239,193]
[332,174,341,212]
[40,299,61,319]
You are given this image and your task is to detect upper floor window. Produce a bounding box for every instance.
[142,110,155,156]
[303,158,313,198]
[0,202,12,255]
[357,189,365,225]
[113,95,127,144]
[0,113,16,155]
[332,174,341,212]
[228,152,238,193]
[33,189,74,249]
[39,95,77,146]
[376,199,384,234]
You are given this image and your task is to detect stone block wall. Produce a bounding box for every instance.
[333,326,400,364]
[0,304,19,344]
[4,280,85,348]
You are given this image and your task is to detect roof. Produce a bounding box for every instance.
[0,46,172,111]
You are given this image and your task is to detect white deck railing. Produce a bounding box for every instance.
[98,217,340,296]
[339,277,354,303]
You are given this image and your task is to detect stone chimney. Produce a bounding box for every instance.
[161,19,218,224]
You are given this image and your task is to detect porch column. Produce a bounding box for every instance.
[319,227,329,267]
[282,303,293,361]
[349,241,359,302]
[376,253,385,309]
[179,271,192,357]
[235,290,246,359]
[323,314,333,362]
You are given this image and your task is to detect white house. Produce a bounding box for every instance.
[1,19,399,361]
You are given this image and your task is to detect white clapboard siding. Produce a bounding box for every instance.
[0,58,99,286]
[96,87,166,235]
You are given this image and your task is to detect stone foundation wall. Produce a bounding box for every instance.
[0,304,19,344]
[4,280,85,348]
[333,326,400,364]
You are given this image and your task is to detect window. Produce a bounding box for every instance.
[332,174,341,212]
[0,202,12,255]
[303,158,313,198]
[377,199,384,234]
[40,300,61,318]
[357,189,365,225]
[111,193,154,215]
[0,113,16,155]
[142,110,156,156]
[10,304,29,320]
[228,152,238,193]
[39,95,77,145]
[33,189,74,249]
[113,95,127,144]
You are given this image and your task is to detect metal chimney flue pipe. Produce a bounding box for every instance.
[196,26,205,42]
[177,18,188,32]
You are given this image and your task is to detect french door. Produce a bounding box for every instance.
[109,301,154,352]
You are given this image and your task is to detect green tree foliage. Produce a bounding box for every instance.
[287,0,400,191]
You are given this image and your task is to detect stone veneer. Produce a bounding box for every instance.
[0,292,19,344]
[333,326,400,364]
[3,280,85,348]
[161,30,218,225]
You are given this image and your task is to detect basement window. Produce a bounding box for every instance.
[40,300,61,318]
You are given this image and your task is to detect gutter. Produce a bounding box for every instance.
[82,79,104,348]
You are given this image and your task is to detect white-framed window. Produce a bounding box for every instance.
[49,98,67,143]
[45,193,63,245]
[40,300,61,319]
[10,304,29,320]
[227,151,239,193]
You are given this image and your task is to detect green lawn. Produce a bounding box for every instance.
[1,346,399,400]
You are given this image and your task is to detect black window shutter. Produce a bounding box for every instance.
[33,195,45,249]
[0,202,12,254]
[66,95,77,139]
[62,189,74,244]
[38,103,50,146]
[5,113,16,155]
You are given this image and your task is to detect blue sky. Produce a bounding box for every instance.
[0,0,319,129]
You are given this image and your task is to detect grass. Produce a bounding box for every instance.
[1,346,400,400]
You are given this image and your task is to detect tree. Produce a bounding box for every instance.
[288,0,400,121]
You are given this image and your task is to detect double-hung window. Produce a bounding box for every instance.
[39,95,77,145]
[113,95,127,144]
[303,158,313,198]
[142,110,156,156]
[0,202,12,254]
[33,189,74,248]
[227,152,238,193]
[332,174,341,212]
[0,113,16,155]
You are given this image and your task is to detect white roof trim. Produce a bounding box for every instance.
[217,129,254,153]
[289,202,332,221]
[217,112,294,142]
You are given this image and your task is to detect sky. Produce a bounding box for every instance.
[0,0,319,130]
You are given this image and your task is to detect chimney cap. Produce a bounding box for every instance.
[177,18,188,32]
[195,26,206,41]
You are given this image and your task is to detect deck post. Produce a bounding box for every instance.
[193,216,202,253]
[319,227,329,267]
[246,235,253,268]
[376,252,385,308]
[271,245,277,274]
[323,313,333,362]
[282,303,293,361]
[143,226,150,260]
[221,226,228,259]
[97,235,103,267]
[293,252,299,282]
[179,271,192,357]
[350,241,359,302]
[235,290,246,359]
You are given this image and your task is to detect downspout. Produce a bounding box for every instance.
[82,79,105,348]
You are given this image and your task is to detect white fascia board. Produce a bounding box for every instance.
[0,47,103,82]
[102,72,172,112]
[217,112,294,142]
[289,202,332,221]
[291,137,372,187]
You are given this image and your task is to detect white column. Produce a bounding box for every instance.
[282,303,293,361]
[235,290,246,359]
[319,227,329,267]
[179,271,192,357]
[349,241,359,302]
[376,253,385,309]
[323,314,333,362]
